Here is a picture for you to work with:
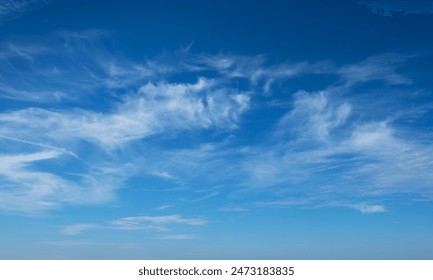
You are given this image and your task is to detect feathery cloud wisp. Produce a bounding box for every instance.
[350,204,387,214]
[60,224,100,236]
[110,215,207,233]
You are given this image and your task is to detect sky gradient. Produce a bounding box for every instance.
[0,0,433,259]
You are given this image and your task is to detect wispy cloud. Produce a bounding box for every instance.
[0,134,79,159]
[193,53,334,94]
[60,224,100,236]
[156,205,174,211]
[0,31,153,102]
[0,29,431,216]
[276,90,351,141]
[58,214,206,242]
[0,0,49,24]
[358,1,433,17]
[0,150,67,212]
[111,215,206,231]
[219,207,248,212]
[154,234,198,240]
[0,149,125,212]
[150,172,178,182]
[350,204,387,214]
[0,79,249,149]
[239,84,433,208]
[337,54,412,86]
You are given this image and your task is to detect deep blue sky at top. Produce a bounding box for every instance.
[0,0,432,259]
[5,0,433,60]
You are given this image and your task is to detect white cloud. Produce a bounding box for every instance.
[348,121,405,153]
[358,1,433,17]
[0,150,124,212]
[156,205,174,211]
[60,224,100,235]
[154,234,198,240]
[0,0,49,23]
[0,150,66,212]
[0,79,249,149]
[195,54,335,93]
[350,204,386,214]
[111,215,206,231]
[219,207,248,212]
[239,84,433,206]
[150,171,178,182]
[337,54,411,86]
[60,215,204,238]
[277,90,351,141]
[0,33,155,103]
[0,41,48,60]
[0,32,410,107]
[0,30,429,215]
[256,197,313,207]
[0,134,79,159]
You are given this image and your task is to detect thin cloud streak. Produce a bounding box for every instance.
[59,215,206,237]
[0,0,50,23]
[111,215,207,231]
[154,234,198,240]
[60,224,100,236]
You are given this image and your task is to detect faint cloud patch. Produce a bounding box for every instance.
[156,205,174,211]
[350,204,387,214]
[60,224,100,236]
[358,1,433,17]
[154,234,198,240]
[111,215,206,231]
[0,0,50,24]
[219,207,248,212]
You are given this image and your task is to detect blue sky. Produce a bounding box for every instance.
[0,0,432,259]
